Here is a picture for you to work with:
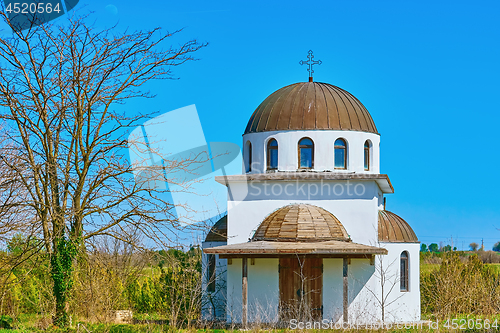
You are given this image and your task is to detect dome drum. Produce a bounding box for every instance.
[243,82,380,174]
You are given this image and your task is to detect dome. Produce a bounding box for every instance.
[205,215,227,242]
[378,210,418,243]
[252,204,350,242]
[244,82,378,135]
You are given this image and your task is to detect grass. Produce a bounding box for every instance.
[421,262,500,274]
[420,263,439,274]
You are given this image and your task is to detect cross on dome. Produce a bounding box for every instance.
[299,50,322,82]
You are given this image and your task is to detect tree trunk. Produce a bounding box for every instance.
[51,237,77,326]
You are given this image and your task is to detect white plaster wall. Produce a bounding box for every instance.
[226,258,279,323]
[226,259,242,323]
[243,130,380,174]
[378,242,421,322]
[323,258,344,322]
[201,241,228,320]
[323,244,420,325]
[226,181,381,245]
[323,258,379,324]
[248,259,279,323]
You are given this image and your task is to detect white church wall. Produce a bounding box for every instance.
[201,241,228,321]
[226,258,279,324]
[226,259,243,323]
[226,181,380,245]
[248,258,279,323]
[323,258,344,322]
[378,242,421,322]
[346,258,379,323]
[243,130,380,174]
[323,246,420,325]
[323,258,380,324]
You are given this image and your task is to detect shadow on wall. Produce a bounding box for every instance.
[323,258,375,323]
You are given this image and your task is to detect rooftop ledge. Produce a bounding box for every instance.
[203,240,388,258]
[214,172,394,194]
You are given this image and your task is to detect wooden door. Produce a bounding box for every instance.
[279,257,322,321]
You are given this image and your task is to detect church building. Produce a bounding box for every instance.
[202,56,420,325]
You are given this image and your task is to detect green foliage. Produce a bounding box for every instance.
[429,243,439,252]
[441,244,452,252]
[493,242,500,252]
[126,247,202,326]
[0,315,12,329]
[0,235,52,316]
[420,243,428,252]
[1,239,202,329]
[51,237,79,327]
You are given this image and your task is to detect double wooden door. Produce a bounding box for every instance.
[279,257,323,321]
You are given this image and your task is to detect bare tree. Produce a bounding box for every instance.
[364,256,404,322]
[0,129,31,242]
[0,12,206,326]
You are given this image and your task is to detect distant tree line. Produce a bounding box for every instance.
[420,242,500,252]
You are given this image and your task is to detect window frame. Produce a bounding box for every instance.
[246,141,252,173]
[267,138,278,170]
[364,140,371,171]
[298,137,314,169]
[334,138,347,170]
[400,251,409,292]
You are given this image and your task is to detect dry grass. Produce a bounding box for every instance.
[421,253,500,318]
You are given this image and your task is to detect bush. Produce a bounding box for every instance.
[0,315,13,329]
[421,252,500,318]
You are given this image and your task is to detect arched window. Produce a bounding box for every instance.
[400,251,409,292]
[246,142,252,172]
[298,138,314,169]
[364,140,371,171]
[267,139,278,170]
[334,138,347,169]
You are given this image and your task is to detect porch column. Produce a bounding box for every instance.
[343,257,348,323]
[242,257,248,328]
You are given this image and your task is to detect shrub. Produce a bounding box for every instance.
[421,252,500,318]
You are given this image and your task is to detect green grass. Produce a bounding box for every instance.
[422,262,500,274]
[420,263,439,273]
[486,263,500,274]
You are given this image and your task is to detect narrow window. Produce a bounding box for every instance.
[267,139,278,170]
[298,138,314,169]
[247,142,252,172]
[364,140,371,171]
[400,251,409,292]
[207,254,216,292]
[334,138,347,169]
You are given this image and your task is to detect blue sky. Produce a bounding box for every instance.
[27,0,500,249]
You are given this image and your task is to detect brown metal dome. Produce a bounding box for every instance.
[205,215,227,242]
[252,204,350,242]
[244,82,378,134]
[378,210,418,243]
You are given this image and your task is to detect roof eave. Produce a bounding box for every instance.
[215,172,394,194]
[203,240,388,257]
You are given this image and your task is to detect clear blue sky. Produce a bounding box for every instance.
[50,1,500,249]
